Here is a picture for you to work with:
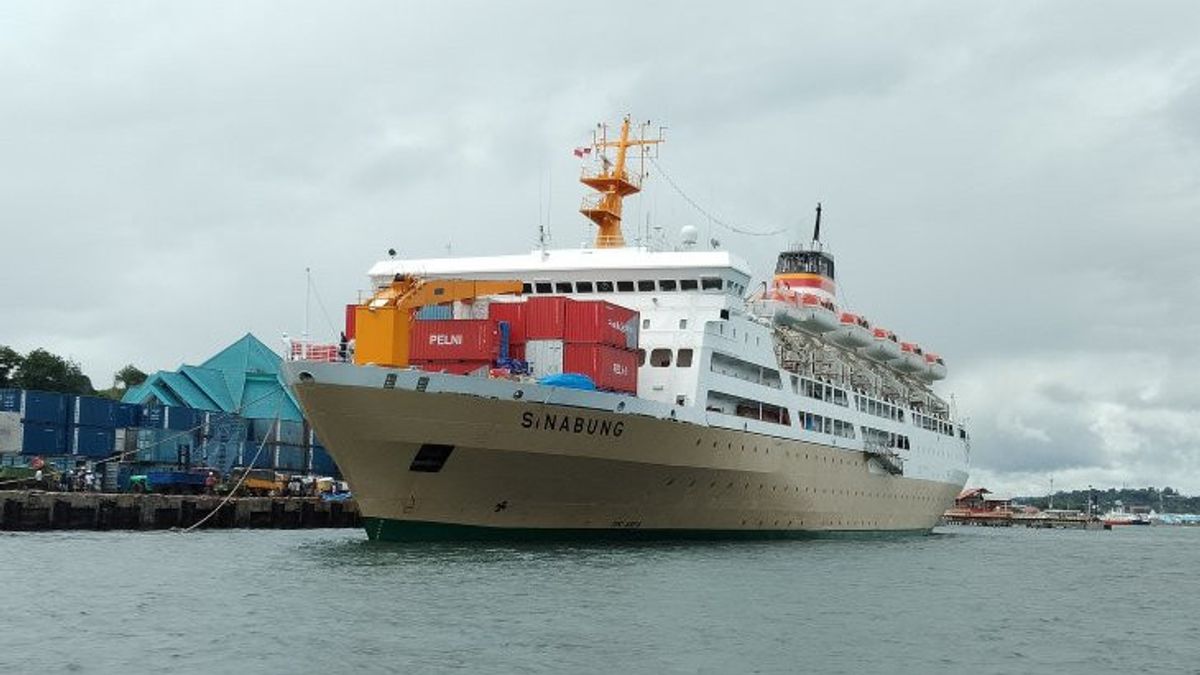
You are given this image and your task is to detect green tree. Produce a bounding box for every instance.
[113,364,147,390]
[97,364,149,400]
[15,349,94,395]
[0,346,21,388]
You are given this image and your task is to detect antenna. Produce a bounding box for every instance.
[304,267,311,344]
[812,202,823,243]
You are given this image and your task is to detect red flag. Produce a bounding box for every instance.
[573,146,592,158]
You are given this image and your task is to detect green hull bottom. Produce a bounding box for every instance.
[362,517,933,542]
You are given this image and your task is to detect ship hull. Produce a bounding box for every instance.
[291,366,965,542]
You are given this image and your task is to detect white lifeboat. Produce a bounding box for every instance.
[892,342,926,374]
[755,287,839,334]
[922,352,947,381]
[859,327,901,362]
[828,312,873,349]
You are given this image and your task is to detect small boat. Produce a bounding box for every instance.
[828,312,873,348]
[753,288,839,334]
[892,342,926,374]
[922,352,947,382]
[859,327,901,362]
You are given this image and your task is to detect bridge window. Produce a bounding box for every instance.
[701,277,723,291]
[521,283,532,294]
[659,280,677,291]
[596,281,614,293]
[680,279,699,291]
[575,281,594,293]
[555,282,572,293]
[637,280,655,291]
[677,349,694,367]
[534,282,552,294]
[650,348,672,367]
[617,281,635,292]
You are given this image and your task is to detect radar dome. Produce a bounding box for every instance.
[680,225,699,248]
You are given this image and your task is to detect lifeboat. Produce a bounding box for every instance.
[891,342,926,374]
[828,312,873,348]
[859,327,902,363]
[922,352,948,381]
[753,286,839,334]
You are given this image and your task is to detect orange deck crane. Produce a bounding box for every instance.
[353,276,523,368]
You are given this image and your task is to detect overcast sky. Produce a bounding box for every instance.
[3,1,1198,495]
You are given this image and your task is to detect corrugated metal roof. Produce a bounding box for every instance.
[122,333,301,421]
[158,371,221,411]
[180,365,236,411]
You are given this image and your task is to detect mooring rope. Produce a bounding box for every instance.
[181,392,285,533]
[648,157,790,238]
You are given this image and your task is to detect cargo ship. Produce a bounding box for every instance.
[284,116,970,540]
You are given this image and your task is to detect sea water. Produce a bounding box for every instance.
[2,526,1198,674]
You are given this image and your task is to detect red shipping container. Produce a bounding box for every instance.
[488,302,528,344]
[409,320,497,361]
[525,296,568,339]
[411,360,491,376]
[563,344,639,393]
[345,304,358,340]
[564,300,639,348]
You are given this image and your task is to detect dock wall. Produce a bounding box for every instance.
[0,490,360,531]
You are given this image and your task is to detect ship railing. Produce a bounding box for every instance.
[284,337,350,363]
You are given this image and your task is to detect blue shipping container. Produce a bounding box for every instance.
[278,420,305,446]
[416,304,454,320]
[240,443,273,469]
[275,445,307,471]
[140,406,166,429]
[72,425,116,458]
[115,403,141,428]
[136,428,195,463]
[165,407,199,431]
[310,446,340,477]
[0,389,20,412]
[74,396,117,427]
[21,421,68,455]
[22,391,69,424]
[249,419,277,442]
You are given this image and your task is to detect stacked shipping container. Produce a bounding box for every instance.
[0,388,342,480]
[405,296,641,393]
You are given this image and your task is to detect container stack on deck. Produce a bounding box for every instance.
[0,388,342,490]
[402,296,641,394]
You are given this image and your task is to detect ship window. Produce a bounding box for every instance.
[680,279,699,291]
[679,319,688,329]
[677,349,694,367]
[617,281,635,292]
[636,348,646,366]
[701,277,723,290]
[521,283,532,294]
[637,280,655,291]
[659,280,677,291]
[596,281,614,293]
[534,282,552,293]
[650,348,672,367]
[575,281,594,293]
[720,309,730,320]
[555,282,573,293]
[642,318,650,329]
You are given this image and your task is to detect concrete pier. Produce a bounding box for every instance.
[0,490,360,531]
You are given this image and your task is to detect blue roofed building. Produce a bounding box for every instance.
[122,333,304,422]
